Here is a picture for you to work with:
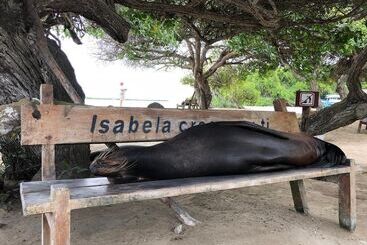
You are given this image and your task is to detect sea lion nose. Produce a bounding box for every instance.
[89,160,100,173]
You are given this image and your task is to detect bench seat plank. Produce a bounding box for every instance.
[20,165,351,216]
[21,178,111,194]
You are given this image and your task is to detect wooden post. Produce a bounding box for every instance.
[40,84,57,245]
[300,107,311,132]
[290,180,309,214]
[42,145,56,180]
[40,84,56,180]
[273,99,288,112]
[338,160,356,231]
[357,120,367,133]
[49,185,71,245]
[40,84,54,105]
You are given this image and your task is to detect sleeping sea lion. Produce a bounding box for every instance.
[89,121,347,180]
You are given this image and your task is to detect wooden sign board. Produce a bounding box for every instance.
[295,91,320,108]
[21,105,300,145]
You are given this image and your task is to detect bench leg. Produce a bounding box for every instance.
[358,122,362,133]
[43,185,71,245]
[338,172,356,231]
[290,180,309,214]
[42,214,52,245]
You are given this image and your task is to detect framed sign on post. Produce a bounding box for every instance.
[295,91,320,132]
[295,91,320,108]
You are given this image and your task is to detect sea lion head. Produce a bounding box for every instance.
[90,147,135,177]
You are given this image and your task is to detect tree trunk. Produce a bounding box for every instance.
[0,8,84,103]
[194,74,212,109]
[304,97,367,135]
[310,79,319,92]
[336,74,349,99]
[0,1,89,183]
[304,46,367,135]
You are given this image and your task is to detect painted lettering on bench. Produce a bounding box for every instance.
[129,116,139,133]
[90,115,271,135]
[179,121,188,132]
[143,121,152,133]
[113,120,124,134]
[162,121,171,133]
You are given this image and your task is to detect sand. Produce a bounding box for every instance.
[1,122,367,245]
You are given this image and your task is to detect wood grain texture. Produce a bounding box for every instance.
[21,105,300,145]
[50,185,71,245]
[42,144,56,180]
[20,165,351,216]
[40,84,56,180]
[42,214,52,245]
[22,177,111,194]
[40,84,54,105]
[40,84,57,245]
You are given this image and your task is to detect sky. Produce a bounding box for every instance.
[60,35,194,108]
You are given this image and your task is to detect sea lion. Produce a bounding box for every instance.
[90,121,347,180]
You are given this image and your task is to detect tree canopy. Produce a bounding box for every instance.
[96,7,282,108]
[1,0,367,134]
[94,4,367,114]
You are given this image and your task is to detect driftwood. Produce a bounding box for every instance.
[161,197,200,227]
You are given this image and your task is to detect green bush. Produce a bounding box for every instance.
[211,67,335,107]
[212,79,260,108]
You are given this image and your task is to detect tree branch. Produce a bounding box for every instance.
[223,0,280,28]
[45,0,130,43]
[115,0,261,29]
[25,0,84,103]
[187,0,207,8]
[346,46,367,100]
[204,50,237,78]
[305,44,367,135]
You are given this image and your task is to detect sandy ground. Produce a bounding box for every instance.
[1,122,367,245]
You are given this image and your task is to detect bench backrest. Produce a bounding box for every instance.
[20,85,300,181]
[21,104,300,146]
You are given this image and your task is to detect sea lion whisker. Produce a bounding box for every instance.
[93,146,118,163]
[119,159,132,170]
[123,162,136,171]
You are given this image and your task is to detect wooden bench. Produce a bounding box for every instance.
[20,85,356,245]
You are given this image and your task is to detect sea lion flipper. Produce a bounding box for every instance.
[212,121,289,140]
